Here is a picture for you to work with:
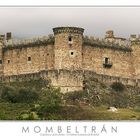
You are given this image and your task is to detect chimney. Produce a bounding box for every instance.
[6,32,12,40]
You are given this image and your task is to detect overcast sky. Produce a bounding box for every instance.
[0,7,140,39]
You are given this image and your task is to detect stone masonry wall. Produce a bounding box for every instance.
[47,69,83,93]
[0,70,84,93]
[0,47,3,76]
[1,27,140,93]
[83,45,135,79]
[3,44,54,76]
[0,70,139,93]
[131,44,140,79]
[54,33,83,70]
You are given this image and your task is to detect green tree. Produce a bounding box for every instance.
[1,86,17,103]
[38,87,62,119]
[17,88,39,103]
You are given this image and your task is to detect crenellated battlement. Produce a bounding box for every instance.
[4,34,54,50]
[0,26,140,93]
[130,34,140,45]
[53,27,84,35]
[83,35,132,52]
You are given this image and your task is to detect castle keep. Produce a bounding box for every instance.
[0,27,140,93]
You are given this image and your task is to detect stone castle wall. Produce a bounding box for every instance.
[3,44,54,76]
[0,70,83,93]
[83,45,135,78]
[0,27,139,92]
[131,44,140,78]
[0,69,139,93]
[84,70,139,87]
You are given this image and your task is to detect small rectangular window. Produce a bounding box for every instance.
[8,59,10,64]
[68,36,72,42]
[28,57,31,61]
[103,57,112,68]
[71,52,74,55]
[104,57,109,64]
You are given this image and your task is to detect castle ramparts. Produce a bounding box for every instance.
[0,26,139,92]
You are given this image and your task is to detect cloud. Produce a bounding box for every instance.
[0,7,140,39]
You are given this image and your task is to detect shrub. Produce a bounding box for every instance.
[65,91,85,103]
[111,92,131,108]
[17,111,40,120]
[1,86,39,103]
[41,87,62,106]
[1,86,18,103]
[0,111,7,120]
[37,87,62,119]
[17,88,39,103]
[111,82,125,92]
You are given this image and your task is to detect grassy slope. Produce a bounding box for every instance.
[0,102,32,120]
[0,78,140,120]
[0,101,140,120]
[59,105,140,120]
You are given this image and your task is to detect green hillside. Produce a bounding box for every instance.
[0,77,140,120]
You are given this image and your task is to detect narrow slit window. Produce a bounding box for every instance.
[28,57,31,61]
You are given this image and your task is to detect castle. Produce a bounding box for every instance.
[0,26,140,93]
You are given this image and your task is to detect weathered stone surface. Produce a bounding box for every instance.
[0,26,139,92]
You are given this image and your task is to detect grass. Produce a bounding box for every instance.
[0,101,140,120]
[0,102,32,120]
[59,104,140,120]
[0,79,140,120]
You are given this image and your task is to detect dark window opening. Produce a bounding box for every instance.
[71,52,74,55]
[103,57,112,68]
[8,60,10,64]
[28,57,31,61]
[68,36,72,42]
[105,57,109,64]
[0,60,2,64]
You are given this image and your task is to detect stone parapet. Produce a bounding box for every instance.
[53,27,84,35]
[83,36,132,52]
[4,35,54,50]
